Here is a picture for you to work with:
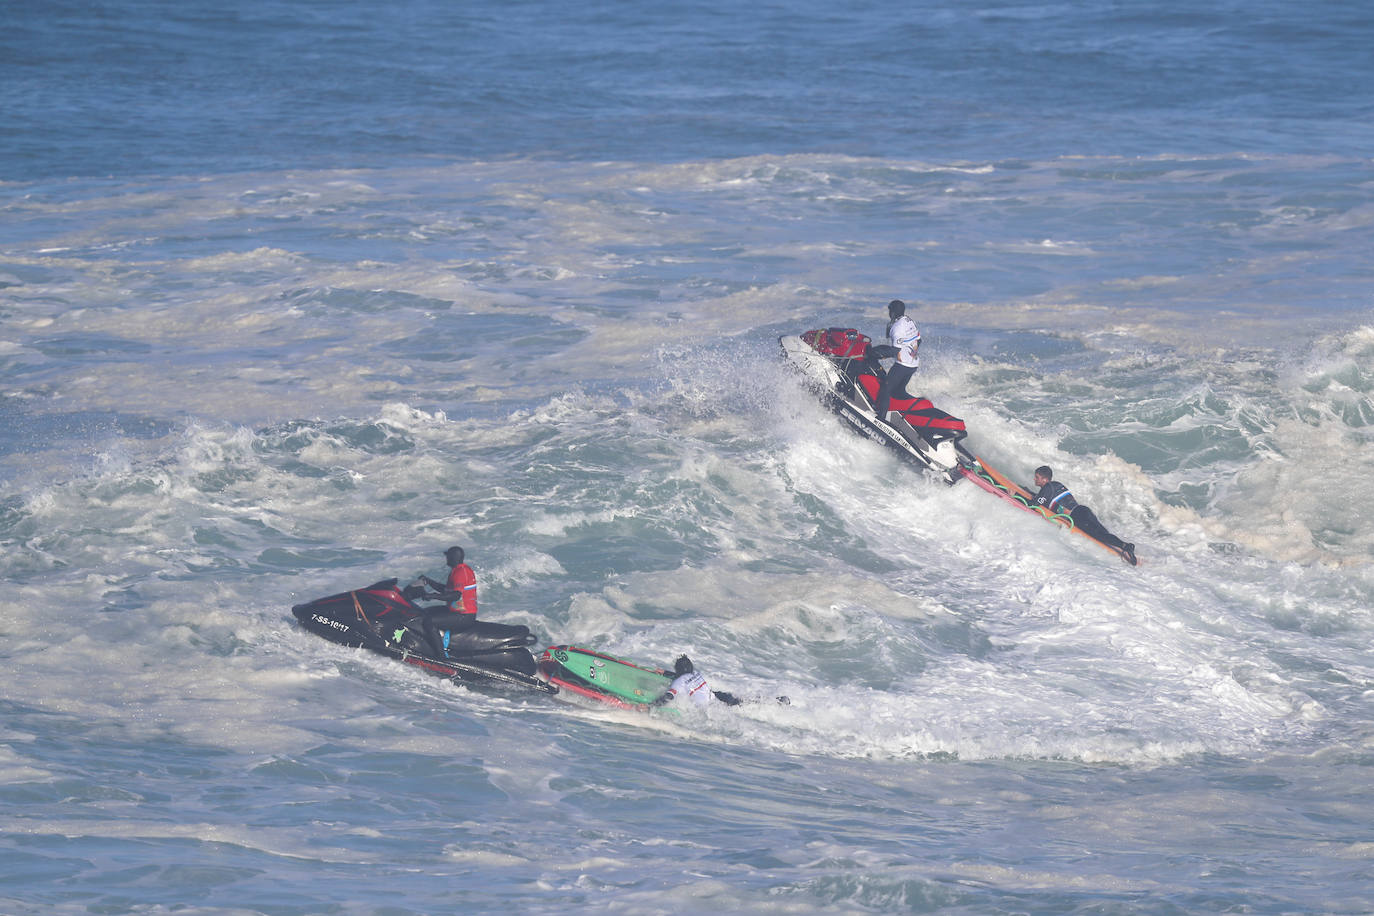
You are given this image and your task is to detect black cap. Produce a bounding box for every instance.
[445,545,465,565]
[674,655,694,676]
[888,299,906,318]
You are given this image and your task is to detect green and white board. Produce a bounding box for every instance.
[539,646,672,708]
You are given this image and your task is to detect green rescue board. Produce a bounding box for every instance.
[549,647,671,705]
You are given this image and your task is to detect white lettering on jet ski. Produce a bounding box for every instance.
[311,614,352,633]
[840,404,900,447]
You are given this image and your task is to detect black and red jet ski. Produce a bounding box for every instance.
[779,328,973,483]
[291,579,556,694]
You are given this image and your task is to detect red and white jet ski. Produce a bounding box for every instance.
[781,327,1140,562]
[779,328,972,484]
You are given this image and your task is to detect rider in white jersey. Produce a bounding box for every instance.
[889,311,920,369]
[875,299,920,419]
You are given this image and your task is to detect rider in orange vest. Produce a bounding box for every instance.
[416,545,479,657]
[441,545,478,616]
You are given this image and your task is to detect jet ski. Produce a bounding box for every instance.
[291,579,556,694]
[779,328,972,484]
[781,328,1140,563]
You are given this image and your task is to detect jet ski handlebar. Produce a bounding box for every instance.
[415,575,462,602]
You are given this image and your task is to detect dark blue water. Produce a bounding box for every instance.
[6,0,1374,181]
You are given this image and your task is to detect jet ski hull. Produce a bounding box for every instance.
[291,579,556,694]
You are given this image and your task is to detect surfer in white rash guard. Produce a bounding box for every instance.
[654,655,742,707]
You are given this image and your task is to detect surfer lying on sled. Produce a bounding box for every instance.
[1017,466,1138,566]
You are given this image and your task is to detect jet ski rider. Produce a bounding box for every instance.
[874,298,921,422]
[439,545,478,616]
[413,545,480,657]
[1020,466,1138,566]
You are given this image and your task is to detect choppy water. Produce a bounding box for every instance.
[3,1,1374,913]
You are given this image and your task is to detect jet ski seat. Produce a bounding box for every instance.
[857,371,918,407]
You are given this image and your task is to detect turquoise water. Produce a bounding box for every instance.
[3,1,1374,913]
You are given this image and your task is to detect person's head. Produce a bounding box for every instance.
[444,545,465,567]
[887,299,906,320]
[674,655,694,676]
[1034,466,1053,486]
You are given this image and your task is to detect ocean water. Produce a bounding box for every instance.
[3,1,1374,913]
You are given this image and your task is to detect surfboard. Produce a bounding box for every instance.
[538,646,673,709]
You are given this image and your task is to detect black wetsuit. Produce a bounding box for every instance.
[1025,480,1127,551]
